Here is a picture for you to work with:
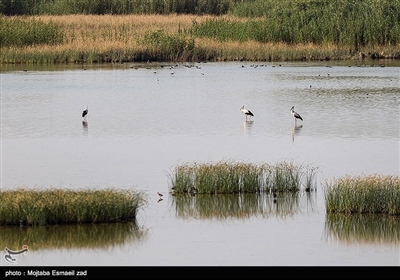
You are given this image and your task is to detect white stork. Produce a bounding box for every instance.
[240,105,254,121]
[290,106,303,124]
[82,105,88,122]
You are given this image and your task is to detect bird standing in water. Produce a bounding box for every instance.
[82,105,88,122]
[240,105,254,121]
[290,106,303,124]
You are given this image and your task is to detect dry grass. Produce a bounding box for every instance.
[2,14,399,63]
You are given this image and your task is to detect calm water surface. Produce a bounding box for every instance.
[1,61,399,266]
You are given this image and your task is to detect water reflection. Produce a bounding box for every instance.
[171,192,317,220]
[242,120,254,135]
[0,222,148,251]
[82,121,88,136]
[324,213,400,245]
[291,124,303,143]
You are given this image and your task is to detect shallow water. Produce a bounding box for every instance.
[1,60,399,266]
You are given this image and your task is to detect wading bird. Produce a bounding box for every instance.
[82,105,88,122]
[240,105,254,121]
[290,106,303,124]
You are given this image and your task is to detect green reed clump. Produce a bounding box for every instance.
[0,16,64,47]
[169,160,318,194]
[141,30,195,61]
[194,0,400,48]
[324,174,400,215]
[0,188,146,226]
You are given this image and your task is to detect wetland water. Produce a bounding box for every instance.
[1,61,399,266]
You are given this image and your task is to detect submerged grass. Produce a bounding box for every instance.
[169,160,318,194]
[324,174,400,215]
[0,188,146,226]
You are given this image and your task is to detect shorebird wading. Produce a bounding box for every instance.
[290,106,303,124]
[240,105,254,121]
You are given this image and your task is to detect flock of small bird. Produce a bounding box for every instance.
[240,105,303,124]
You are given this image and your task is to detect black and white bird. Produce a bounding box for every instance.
[240,105,254,121]
[82,105,88,122]
[290,106,303,123]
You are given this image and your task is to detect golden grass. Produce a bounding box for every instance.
[2,14,399,63]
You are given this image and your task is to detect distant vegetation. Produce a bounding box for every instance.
[1,0,399,63]
[0,16,63,47]
[0,0,232,15]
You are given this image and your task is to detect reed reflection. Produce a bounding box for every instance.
[171,191,317,220]
[324,213,400,245]
[0,222,148,251]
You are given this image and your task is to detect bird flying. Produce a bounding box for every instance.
[240,105,254,121]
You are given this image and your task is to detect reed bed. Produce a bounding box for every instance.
[324,174,400,215]
[169,160,318,194]
[0,188,146,226]
[1,10,399,63]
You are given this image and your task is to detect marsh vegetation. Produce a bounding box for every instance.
[0,188,146,226]
[1,0,399,63]
[324,175,400,215]
[169,160,318,194]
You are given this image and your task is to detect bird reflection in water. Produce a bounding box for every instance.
[291,124,303,143]
[242,120,254,135]
[82,121,88,136]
